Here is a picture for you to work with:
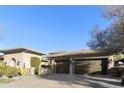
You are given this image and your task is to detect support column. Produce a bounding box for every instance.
[51,59,56,74]
[70,58,75,75]
[101,58,108,75]
[108,56,114,69]
[54,62,57,74]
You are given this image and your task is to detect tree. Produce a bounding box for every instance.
[31,57,41,74]
[102,6,124,20]
[88,6,124,53]
[87,25,109,50]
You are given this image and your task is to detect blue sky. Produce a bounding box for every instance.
[0,6,109,53]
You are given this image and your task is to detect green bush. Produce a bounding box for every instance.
[0,71,4,77]
[31,57,41,74]
[0,66,19,78]
[0,66,9,75]
[6,67,19,78]
[0,60,4,66]
[109,66,124,77]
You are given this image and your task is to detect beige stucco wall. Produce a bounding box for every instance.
[4,52,24,67]
[4,52,41,69]
[23,52,41,68]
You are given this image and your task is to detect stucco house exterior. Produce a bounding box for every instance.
[0,48,44,69]
[0,47,116,76]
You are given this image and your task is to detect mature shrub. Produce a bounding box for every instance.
[18,68,28,75]
[0,66,19,78]
[109,66,124,77]
[0,66,9,75]
[0,60,4,66]
[0,71,4,77]
[6,67,19,78]
[31,57,41,74]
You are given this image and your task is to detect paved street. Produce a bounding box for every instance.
[0,74,122,88]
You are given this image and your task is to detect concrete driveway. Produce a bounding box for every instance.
[0,74,122,88]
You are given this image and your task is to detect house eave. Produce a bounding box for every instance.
[0,47,45,55]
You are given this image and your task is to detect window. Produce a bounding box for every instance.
[10,58,16,67]
[17,61,20,66]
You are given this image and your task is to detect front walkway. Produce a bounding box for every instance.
[0,74,122,88]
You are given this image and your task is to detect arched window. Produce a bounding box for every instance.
[11,58,16,62]
[9,58,16,67]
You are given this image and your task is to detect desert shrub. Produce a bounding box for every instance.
[0,66,9,75]
[18,68,28,75]
[6,67,19,78]
[0,66,9,77]
[0,60,4,66]
[31,57,41,74]
[109,66,124,77]
[0,71,4,77]
[0,66,19,78]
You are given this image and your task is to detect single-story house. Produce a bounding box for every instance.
[0,47,116,76]
[42,50,115,75]
[0,48,44,69]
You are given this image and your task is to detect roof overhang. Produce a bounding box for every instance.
[46,50,115,60]
[0,47,45,55]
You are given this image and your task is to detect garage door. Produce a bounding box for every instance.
[56,61,70,74]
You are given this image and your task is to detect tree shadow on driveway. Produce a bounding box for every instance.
[80,75,122,87]
[38,74,122,88]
